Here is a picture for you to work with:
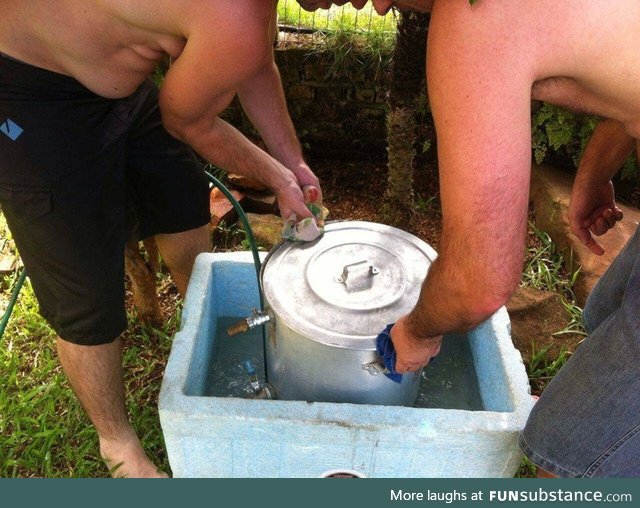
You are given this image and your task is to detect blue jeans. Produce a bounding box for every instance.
[519,225,640,477]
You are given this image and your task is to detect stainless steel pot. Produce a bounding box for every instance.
[251,221,438,407]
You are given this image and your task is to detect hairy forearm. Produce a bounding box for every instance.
[406,260,488,338]
[576,119,635,185]
[404,175,528,339]
[237,62,307,171]
[406,234,522,338]
[176,116,297,192]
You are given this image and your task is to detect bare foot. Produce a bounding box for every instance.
[100,435,169,478]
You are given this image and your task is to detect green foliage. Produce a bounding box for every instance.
[278,0,396,34]
[621,151,639,181]
[527,343,570,392]
[414,193,438,214]
[203,163,228,185]
[521,220,587,336]
[531,103,599,167]
[0,276,174,477]
[309,26,395,81]
[553,299,587,337]
[531,104,639,181]
[516,456,538,478]
[522,221,579,301]
[0,212,173,477]
[212,220,247,251]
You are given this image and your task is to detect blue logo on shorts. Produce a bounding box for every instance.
[0,118,24,141]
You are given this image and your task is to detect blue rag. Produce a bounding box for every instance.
[375,323,403,384]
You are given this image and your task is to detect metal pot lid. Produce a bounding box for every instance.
[261,221,437,349]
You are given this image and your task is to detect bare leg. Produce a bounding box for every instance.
[155,225,210,296]
[56,337,168,478]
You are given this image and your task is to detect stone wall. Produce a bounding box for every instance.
[222,45,393,160]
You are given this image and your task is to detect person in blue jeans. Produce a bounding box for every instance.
[299,0,640,476]
[520,120,640,477]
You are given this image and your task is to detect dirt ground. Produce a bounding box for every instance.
[311,158,443,247]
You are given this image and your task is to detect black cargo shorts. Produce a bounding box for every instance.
[0,53,210,344]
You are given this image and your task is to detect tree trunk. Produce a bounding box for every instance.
[383,11,430,228]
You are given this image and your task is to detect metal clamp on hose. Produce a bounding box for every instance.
[243,359,277,400]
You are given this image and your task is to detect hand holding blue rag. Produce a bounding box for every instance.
[376,322,438,384]
[375,323,403,384]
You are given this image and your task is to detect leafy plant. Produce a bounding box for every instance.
[516,456,538,478]
[521,220,587,339]
[522,221,578,301]
[527,343,570,392]
[531,103,639,183]
[531,103,599,167]
[414,193,437,213]
[212,220,245,252]
[278,0,395,34]
[553,300,587,338]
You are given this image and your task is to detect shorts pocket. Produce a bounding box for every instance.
[0,184,51,218]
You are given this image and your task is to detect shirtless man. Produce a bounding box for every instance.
[300,0,640,477]
[0,0,319,477]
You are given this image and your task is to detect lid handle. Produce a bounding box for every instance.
[336,260,379,284]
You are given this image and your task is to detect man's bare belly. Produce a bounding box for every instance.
[0,3,186,98]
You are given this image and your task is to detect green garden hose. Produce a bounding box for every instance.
[0,268,27,340]
[204,170,269,381]
[204,170,263,302]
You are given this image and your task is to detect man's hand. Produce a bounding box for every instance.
[274,177,314,221]
[568,179,623,256]
[291,163,323,203]
[567,119,634,256]
[390,315,442,373]
[271,162,323,221]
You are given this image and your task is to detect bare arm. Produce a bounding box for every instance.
[568,119,632,254]
[392,0,535,371]
[158,0,312,220]
[237,48,320,193]
[577,120,636,183]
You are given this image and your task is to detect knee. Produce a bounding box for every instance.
[582,291,611,335]
[582,296,598,334]
[157,226,210,273]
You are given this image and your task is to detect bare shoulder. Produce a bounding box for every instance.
[157,0,278,121]
[98,0,275,38]
[428,0,542,86]
[430,0,640,79]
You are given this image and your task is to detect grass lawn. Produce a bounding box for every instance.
[277,0,397,33]
[0,214,176,477]
[0,273,177,477]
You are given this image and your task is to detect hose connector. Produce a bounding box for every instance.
[227,308,271,337]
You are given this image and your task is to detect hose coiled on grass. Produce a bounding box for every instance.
[0,268,27,340]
